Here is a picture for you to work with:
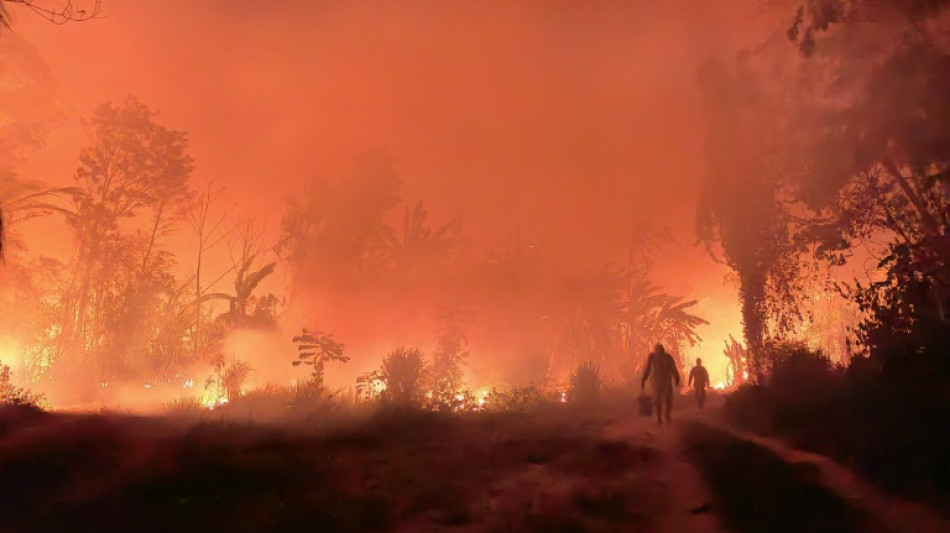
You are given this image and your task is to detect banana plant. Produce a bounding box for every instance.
[193,255,276,327]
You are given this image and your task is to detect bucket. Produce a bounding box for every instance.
[637,395,653,417]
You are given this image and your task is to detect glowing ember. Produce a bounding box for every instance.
[559,392,567,403]
[182,379,194,389]
[199,389,228,410]
[713,381,725,390]
[475,387,490,407]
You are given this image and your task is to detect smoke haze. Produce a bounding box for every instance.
[0,0,790,398]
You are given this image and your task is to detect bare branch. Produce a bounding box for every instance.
[3,0,101,27]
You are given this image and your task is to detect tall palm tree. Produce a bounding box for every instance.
[0,171,82,259]
[652,296,708,357]
[2,0,98,257]
[620,278,708,374]
[381,201,459,277]
[549,267,626,372]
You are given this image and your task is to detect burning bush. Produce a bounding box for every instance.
[223,361,254,401]
[203,357,255,407]
[165,396,205,418]
[483,385,560,413]
[0,364,43,408]
[378,347,428,406]
[568,361,602,406]
[430,322,469,411]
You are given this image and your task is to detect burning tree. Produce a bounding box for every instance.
[785,0,950,322]
[696,54,801,375]
[185,182,235,362]
[429,306,470,409]
[56,97,193,385]
[722,335,747,388]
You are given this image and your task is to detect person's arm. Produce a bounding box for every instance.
[688,368,695,387]
[673,359,682,387]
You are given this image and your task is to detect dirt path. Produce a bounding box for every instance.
[602,414,720,533]
[400,403,945,532]
[703,420,949,533]
[600,403,949,533]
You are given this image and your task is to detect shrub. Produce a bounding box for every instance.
[483,385,558,413]
[727,342,950,506]
[724,384,774,434]
[726,344,840,434]
[291,328,348,392]
[165,396,205,417]
[0,364,44,408]
[355,371,385,404]
[765,344,841,423]
[430,325,468,411]
[568,361,602,406]
[222,361,253,402]
[379,347,428,406]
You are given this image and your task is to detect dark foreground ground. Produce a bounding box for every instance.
[1,398,947,533]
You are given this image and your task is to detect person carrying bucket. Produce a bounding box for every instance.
[641,343,681,425]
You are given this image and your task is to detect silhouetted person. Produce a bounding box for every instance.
[688,357,710,409]
[641,343,681,425]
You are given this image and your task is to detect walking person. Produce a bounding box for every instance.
[641,344,681,425]
[688,358,710,409]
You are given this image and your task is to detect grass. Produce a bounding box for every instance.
[724,348,950,512]
[0,400,665,532]
[681,422,885,533]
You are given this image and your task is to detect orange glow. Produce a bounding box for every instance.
[0,1,785,410]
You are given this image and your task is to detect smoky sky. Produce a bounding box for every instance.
[7,0,780,364]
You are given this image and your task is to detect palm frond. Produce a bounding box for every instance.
[0,2,11,30]
[241,262,276,295]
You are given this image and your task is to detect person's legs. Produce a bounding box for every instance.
[654,395,663,424]
[697,387,706,409]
